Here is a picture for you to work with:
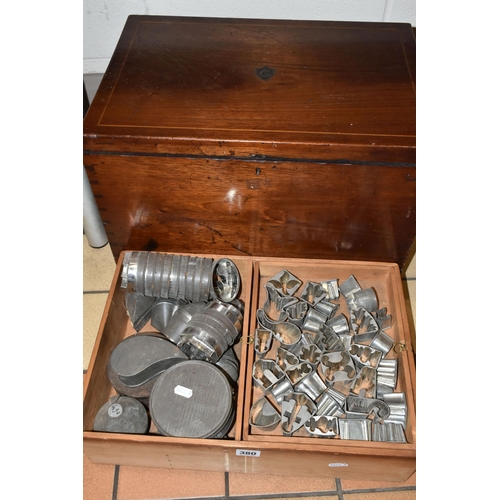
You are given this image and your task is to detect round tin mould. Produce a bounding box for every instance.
[178,302,243,362]
[206,301,243,333]
[93,395,149,434]
[107,333,188,400]
[178,316,234,362]
[121,251,139,291]
[211,258,241,303]
[150,360,235,438]
[162,301,208,345]
[215,347,240,383]
[186,256,195,296]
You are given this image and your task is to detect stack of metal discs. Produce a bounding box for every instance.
[150,360,235,438]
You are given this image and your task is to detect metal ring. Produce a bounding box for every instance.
[393,342,407,354]
[240,336,254,344]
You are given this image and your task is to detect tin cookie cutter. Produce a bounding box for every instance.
[300,281,328,305]
[305,415,339,438]
[373,422,407,442]
[339,419,372,441]
[266,269,302,296]
[295,370,327,401]
[252,359,286,391]
[285,362,313,386]
[345,396,391,421]
[320,279,340,300]
[320,351,357,384]
[382,392,408,429]
[349,344,383,370]
[263,284,297,322]
[350,308,379,339]
[346,287,379,313]
[284,300,309,326]
[272,321,302,350]
[377,359,398,394]
[316,388,345,417]
[276,346,300,371]
[281,392,317,436]
[350,366,377,398]
[254,328,273,359]
[249,396,281,431]
[296,344,323,365]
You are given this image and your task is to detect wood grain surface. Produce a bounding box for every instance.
[83,16,416,267]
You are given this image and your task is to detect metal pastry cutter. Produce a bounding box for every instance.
[281,392,317,436]
[305,415,339,438]
[266,269,302,296]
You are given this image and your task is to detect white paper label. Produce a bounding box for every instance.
[328,463,348,467]
[174,385,193,398]
[236,449,261,457]
[108,403,123,418]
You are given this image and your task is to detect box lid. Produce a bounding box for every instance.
[83,16,415,164]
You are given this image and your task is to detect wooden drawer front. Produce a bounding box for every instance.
[84,155,416,268]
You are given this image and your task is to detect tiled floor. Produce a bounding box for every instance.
[83,235,416,500]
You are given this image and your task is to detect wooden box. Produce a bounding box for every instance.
[83,252,416,482]
[83,15,416,269]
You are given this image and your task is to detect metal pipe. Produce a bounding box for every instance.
[83,166,108,248]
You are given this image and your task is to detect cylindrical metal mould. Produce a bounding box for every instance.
[177,301,243,363]
[93,395,149,434]
[150,360,235,438]
[162,302,207,345]
[120,252,215,302]
[211,258,241,302]
[215,347,240,383]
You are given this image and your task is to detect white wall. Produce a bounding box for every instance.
[83,0,416,74]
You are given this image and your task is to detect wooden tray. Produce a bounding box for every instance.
[83,252,416,481]
[240,257,415,480]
